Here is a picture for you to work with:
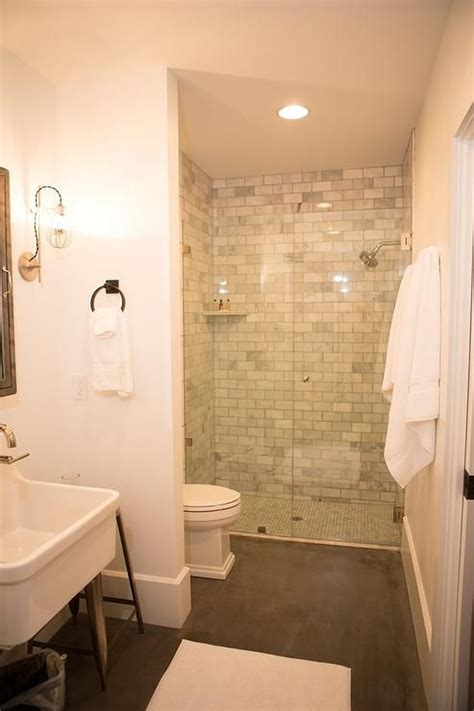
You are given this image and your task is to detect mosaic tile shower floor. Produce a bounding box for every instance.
[231,494,402,547]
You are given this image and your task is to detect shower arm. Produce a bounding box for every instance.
[369,238,401,257]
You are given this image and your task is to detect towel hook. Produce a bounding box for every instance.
[90,280,126,312]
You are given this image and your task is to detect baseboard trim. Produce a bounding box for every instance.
[401,516,432,697]
[102,565,191,629]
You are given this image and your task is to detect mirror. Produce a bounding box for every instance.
[0,168,16,396]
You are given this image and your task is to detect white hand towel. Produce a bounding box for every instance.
[382,246,440,488]
[90,306,134,398]
[93,306,118,339]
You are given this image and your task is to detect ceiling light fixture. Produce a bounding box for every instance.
[277,104,310,120]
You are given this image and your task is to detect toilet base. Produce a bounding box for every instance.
[185,526,236,580]
[187,551,235,580]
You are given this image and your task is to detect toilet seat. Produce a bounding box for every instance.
[184,484,240,513]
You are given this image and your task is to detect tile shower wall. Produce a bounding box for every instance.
[212,165,410,504]
[181,154,215,485]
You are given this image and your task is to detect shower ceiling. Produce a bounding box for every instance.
[3,0,450,176]
[176,64,426,177]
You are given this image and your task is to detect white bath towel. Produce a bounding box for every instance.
[90,306,134,398]
[382,246,440,488]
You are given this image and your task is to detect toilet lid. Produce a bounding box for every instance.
[184,484,241,512]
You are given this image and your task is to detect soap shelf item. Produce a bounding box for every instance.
[90,279,126,312]
[202,310,248,317]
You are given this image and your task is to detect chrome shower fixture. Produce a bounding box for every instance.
[359,250,379,268]
[359,238,402,268]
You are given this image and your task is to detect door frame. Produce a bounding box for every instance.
[431,103,473,709]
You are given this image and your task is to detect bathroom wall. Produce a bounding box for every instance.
[181,154,215,485]
[0,48,190,627]
[212,166,410,504]
[402,0,473,701]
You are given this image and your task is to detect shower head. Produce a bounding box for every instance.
[359,238,401,268]
[359,250,378,268]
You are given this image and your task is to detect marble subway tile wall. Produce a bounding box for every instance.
[181,154,215,485]
[212,165,410,504]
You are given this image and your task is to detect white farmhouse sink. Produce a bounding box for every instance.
[0,464,119,647]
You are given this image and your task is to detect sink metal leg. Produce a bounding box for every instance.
[68,594,80,625]
[116,511,144,634]
[85,574,108,691]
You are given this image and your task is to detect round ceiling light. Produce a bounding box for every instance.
[277,104,310,120]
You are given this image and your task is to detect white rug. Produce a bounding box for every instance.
[147,640,351,711]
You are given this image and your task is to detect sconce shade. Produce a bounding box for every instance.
[47,204,71,249]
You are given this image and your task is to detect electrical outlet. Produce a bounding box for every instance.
[61,472,81,483]
[72,375,88,400]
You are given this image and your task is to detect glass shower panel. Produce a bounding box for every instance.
[214,208,296,537]
[291,179,410,546]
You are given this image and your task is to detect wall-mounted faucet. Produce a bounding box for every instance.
[0,423,16,448]
[0,423,30,464]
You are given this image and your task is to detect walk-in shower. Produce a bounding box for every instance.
[181,137,413,548]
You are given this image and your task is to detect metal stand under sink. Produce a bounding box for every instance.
[28,511,144,690]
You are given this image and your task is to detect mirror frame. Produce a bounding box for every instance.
[0,168,16,396]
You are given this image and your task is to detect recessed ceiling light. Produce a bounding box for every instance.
[277,104,310,120]
[317,202,333,209]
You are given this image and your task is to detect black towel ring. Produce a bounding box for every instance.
[90,281,126,312]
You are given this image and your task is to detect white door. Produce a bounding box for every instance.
[432,104,473,711]
[453,117,474,711]
[455,240,474,710]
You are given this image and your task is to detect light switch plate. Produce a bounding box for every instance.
[72,375,88,400]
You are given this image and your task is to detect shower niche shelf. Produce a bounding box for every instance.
[202,309,248,317]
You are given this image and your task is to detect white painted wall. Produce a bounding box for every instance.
[402,0,472,702]
[0,47,190,627]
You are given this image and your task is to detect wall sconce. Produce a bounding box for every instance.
[18,185,70,282]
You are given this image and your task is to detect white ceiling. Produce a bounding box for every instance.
[3,0,451,177]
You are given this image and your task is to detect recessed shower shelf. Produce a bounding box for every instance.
[202,310,249,317]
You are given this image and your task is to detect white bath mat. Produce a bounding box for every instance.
[147,640,351,711]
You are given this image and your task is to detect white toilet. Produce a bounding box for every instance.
[184,484,241,580]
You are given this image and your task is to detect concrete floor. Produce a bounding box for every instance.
[55,536,426,711]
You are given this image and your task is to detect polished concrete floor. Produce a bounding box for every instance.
[56,536,426,711]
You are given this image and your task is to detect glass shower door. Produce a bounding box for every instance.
[215,210,296,538]
[291,195,408,546]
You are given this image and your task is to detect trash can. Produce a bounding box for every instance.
[0,649,66,710]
